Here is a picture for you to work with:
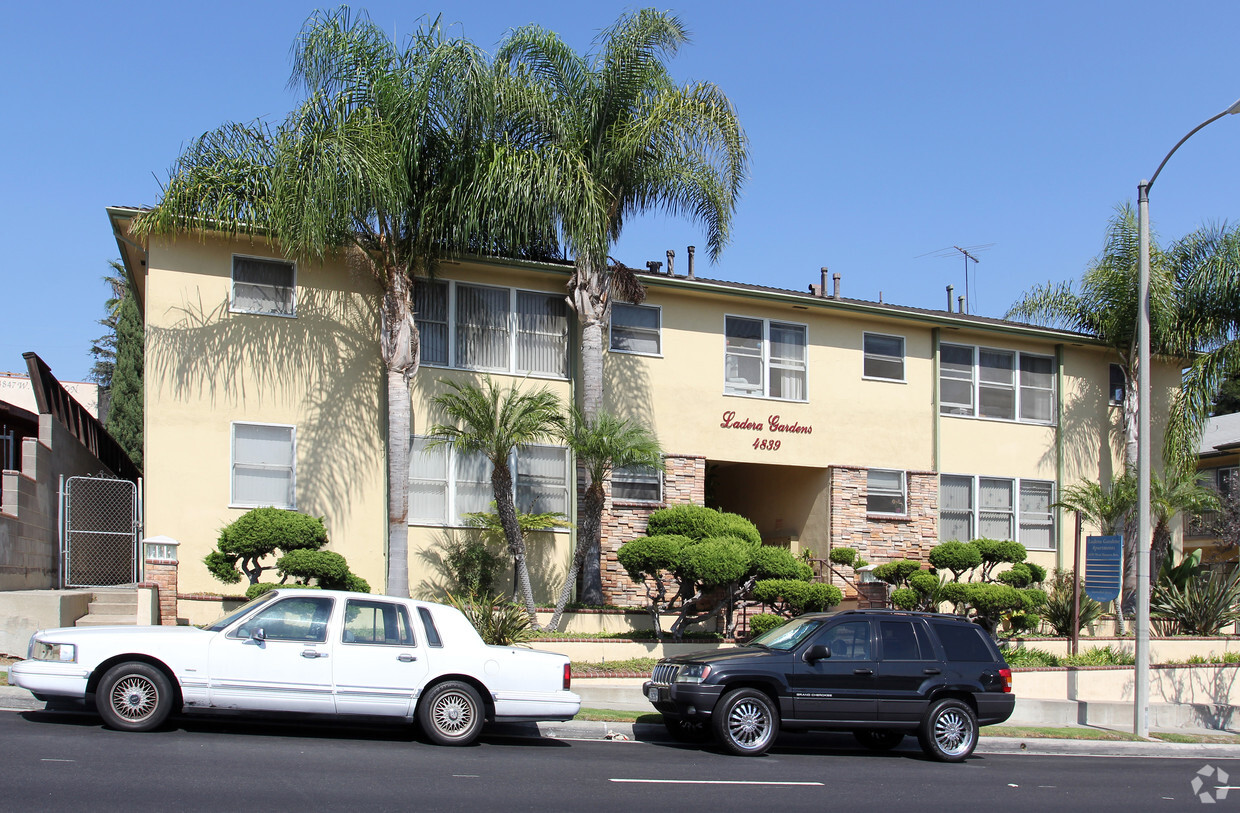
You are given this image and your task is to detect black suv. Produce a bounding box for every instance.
[643,609,1014,761]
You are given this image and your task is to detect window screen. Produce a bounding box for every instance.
[232,423,295,508]
[233,256,295,316]
[611,304,661,354]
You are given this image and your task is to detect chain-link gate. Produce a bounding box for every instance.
[63,476,139,587]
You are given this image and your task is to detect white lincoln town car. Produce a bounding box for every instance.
[10,589,580,745]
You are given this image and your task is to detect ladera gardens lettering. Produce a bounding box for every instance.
[720,411,813,436]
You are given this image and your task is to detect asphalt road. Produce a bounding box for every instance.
[1,708,1237,812]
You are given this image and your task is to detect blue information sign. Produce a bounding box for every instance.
[1084,535,1123,602]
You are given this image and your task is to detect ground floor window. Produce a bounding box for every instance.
[612,463,663,503]
[409,436,570,526]
[866,469,906,515]
[939,474,1055,550]
[231,422,295,508]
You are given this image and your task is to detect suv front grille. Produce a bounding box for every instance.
[650,663,681,685]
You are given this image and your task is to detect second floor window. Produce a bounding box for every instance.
[232,256,295,317]
[414,281,568,378]
[610,303,661,355]
[863,333,905,381]
[940,343,1055,424]
[725,316,807,401]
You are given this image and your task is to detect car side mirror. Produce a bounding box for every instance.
[250,627,266,642]
[804,644,830,663]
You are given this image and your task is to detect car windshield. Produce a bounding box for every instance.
[204,592,278,631]
[749,616,826,651]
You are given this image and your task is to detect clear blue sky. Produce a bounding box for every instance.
[4,1,1239,383]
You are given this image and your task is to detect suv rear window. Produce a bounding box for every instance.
[930,622,997,662]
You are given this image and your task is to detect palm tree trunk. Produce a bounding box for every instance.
[547,481,605,629]
[569,253,609,603]
[382,269,418,598]
[492,464,540,627]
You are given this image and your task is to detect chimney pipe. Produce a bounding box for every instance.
[666,249,675,277]
[833,273,841,300]
[687,245,696,279]
[958,295,966,313]
[946,285,954,311]
[647,261,662,274]
[820,267,829,298]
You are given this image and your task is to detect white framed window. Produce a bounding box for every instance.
[939,474,1056,550]
[231,422,295,508]
[1109,363,1126,406]
[610,303,661,355]
[939,343,1055,424]
[232,256,295,317]
[866,469,906,515]
[613,464,663,503]
[414,281,568,378]
[863,333,905,381]
[409,436,569,526]
[724,316,807,401]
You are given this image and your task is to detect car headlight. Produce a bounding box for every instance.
[675,663,711,684]
[30,641,76,663]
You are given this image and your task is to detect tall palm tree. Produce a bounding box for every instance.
[546,410,662,625]
[1149,467,1220,581]
[131,9,555,597]
[428,377,564,625]
[498,8,748,601]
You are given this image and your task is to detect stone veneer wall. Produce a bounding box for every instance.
[599,454,705,608]
[828,466,939,598]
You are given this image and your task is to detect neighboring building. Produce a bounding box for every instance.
[1186,412,1240,566]
[0,373,100,420]
[109,206,1183,608]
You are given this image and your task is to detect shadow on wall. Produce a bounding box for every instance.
[1151,664,1240,729]
[145,280,383,538]
[415,527,569,607]
[602,349,655,427]
[1054,372,1118,486]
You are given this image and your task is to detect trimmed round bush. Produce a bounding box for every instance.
[646,505,728,540]
[997,563,1033,588]
[973,538,1027,566]
[716,512,762,547]
[748,613,784,637]
[829,547,859,568]
[678,540,751,586]
[751,545,805,580]
[617,535,690,579]
[928,540,982,577]
[909,570,940,597]
[891,587,919,610]
[873,559,922,586]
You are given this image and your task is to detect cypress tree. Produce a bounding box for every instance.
[106,278,143,470]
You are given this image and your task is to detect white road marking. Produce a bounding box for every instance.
[452,775,479,778]
[40,759,75,763]
[610,779,823,786]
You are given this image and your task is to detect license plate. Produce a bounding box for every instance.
[648,687,660,703]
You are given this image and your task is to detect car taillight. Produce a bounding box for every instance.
[999,668,1012,693]
[564,662,572,691]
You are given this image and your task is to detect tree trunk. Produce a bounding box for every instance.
[547,481,605,629]
[382,269,419,598]
[492,464,540,628]
[568,253,610,603]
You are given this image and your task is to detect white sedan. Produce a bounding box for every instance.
[10,589,579,745]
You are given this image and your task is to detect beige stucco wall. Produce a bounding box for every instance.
[143,234,386,595]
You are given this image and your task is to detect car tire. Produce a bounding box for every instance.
[917,698,978,762]
[419,680,484,746]
[95,661,174,732]
[712,688,778,756]
[663,714,712,743]
[854,728,905,751]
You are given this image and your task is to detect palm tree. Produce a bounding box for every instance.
[1149,467,1220,581]
[131,10,554,597]
[1055,472,1137,630]
[498,8,748,600]
[547,410,662,623]
[428,377,564,625]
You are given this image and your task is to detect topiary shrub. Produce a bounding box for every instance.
[616,535,691,639]
[244,582,321,600]
[873,559,922,587]
[891,587,920,610]
[748,613,785,637]
[646,504,730,539]
[928,540,982,580]
[207,507,368,595]
[752,579,842,616]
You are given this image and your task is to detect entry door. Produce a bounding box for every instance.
[208,595,336,713]
[332,598,429,716]
[793,619,878,722]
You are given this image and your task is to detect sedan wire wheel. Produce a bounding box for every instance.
[725,697,772,750]
[431,689,476,735]
[111,675,160,722]
[933,707,974,756]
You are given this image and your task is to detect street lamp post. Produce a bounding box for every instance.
[1134,97,1240,738]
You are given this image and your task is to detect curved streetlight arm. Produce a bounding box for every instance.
[1147,97,1240,192]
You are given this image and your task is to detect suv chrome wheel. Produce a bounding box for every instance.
[713,688,778,756]
[918,698,978,762]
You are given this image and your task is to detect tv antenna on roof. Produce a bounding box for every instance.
[915,243,995,314]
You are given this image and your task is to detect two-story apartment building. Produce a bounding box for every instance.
[108,206,1181,609]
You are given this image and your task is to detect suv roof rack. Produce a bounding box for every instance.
[835,608,966,621]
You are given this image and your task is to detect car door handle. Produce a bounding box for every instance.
[301,650,327,659]
[853,668,874,676]
[398,654,418,663]
[923,668,941,675]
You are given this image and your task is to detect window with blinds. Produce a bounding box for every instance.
[232,256,295,316]
[863,333,905,381]
[866,469,906,515]
[939,343,1055,424]
[939,474,1056,549]
[610,303,661,355]
[232,422,295,508]
[725,316,807,401]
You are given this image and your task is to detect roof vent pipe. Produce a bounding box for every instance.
[947,284,954,311]
[833,273,841,300]
[647,261,663,274]
[958,295,966,313]
[687,245,696,279]
[666,249,675,277]
[820,267,829,298]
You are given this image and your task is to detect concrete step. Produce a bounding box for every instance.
[75,613,137,627]
[88,598,138,614]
